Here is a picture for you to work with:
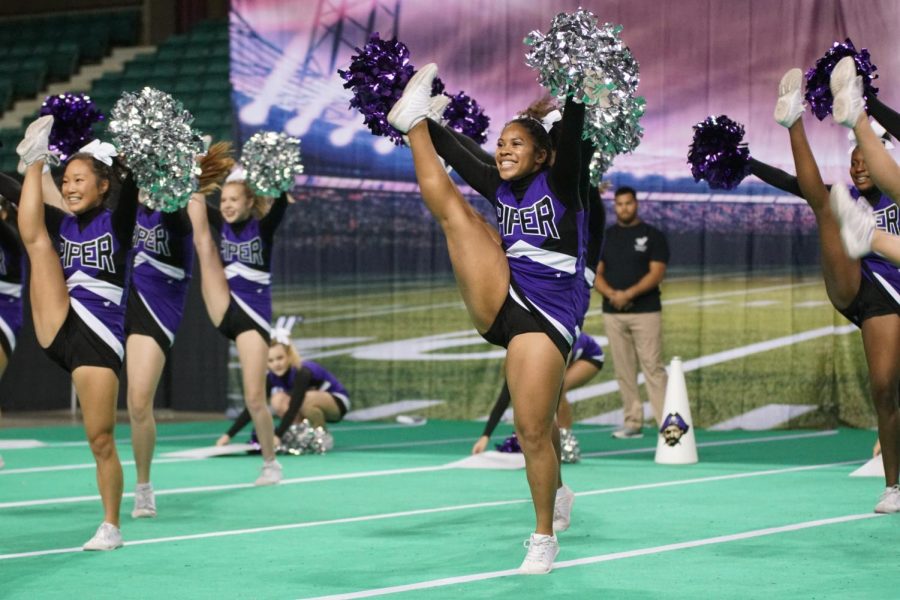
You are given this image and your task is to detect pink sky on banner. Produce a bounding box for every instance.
[232,0,900,184]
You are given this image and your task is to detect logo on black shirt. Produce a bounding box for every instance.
[496,196,559,239]
[634,236,648,252]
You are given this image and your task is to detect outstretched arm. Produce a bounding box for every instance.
[851,114,900,203]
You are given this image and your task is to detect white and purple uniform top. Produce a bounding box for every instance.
[496,171,585,345]
[268,360,350,412]
[209,193,288,336]
[130,206,193,345]
[853,188,900,307]
[50,174,138,360]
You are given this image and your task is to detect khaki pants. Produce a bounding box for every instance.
[603,311,667,429]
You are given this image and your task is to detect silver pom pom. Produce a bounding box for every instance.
[559,428,581,464]
[278,419,314,455]
[109,87,203,212]
[589,149,615,186]
[241,131,304,197]
[308,426,334,455]
[524,9,645,161]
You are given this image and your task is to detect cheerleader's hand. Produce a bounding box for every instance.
[472,436,489,455]
[216,434,231,447]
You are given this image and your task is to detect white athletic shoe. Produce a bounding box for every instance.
[82,522,123,551]
[131,483,157,518]
[254,459,283,486]
[830,183,875,258]
[16,115,56,167]
[427,93,451,124]
[875,484,900,514]
[831,56,865,128]
[553,484,575,533]
[518,533,559,575]
[387,62,438,133]
[774,68,805,128]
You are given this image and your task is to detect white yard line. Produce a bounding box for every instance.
[300,511,878,599]
[0,459,861,561]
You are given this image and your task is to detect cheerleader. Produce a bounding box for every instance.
[770,68,900,513]
[125,143,234,519]
[0,182,23,471]
[388,63,585,573]
[217,334,349,452]
[16,115,137,549]
[187,168,292,485]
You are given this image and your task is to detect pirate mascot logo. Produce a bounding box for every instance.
[660,412,690,447]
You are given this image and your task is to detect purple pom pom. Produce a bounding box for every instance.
[39,93,104,161]
[441,91,490,145]
[338,33,415,145]
[495,434,522,453]
[804,38,878,121]
[687,115,751,190]
[431,76,446,97]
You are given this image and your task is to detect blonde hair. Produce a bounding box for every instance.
[270,340,302,369]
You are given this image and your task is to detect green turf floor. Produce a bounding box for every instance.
[0,420,896,599]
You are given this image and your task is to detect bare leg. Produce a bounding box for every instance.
[557,360,601,429]
[17,161,68,345]
[852,113,900,202]
[300,390,343,428]
[860,315,900,487]
[125,335,165,484]
[236,330,276,461]
[508,333,566,536]
[187,194,231,325]
[74,366,123,527]
[407,121,509,331]
[788,120,860,309]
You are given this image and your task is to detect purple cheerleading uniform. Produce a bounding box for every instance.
[496,170,585,346]
[856,188,900,307]
[0,221,23,352]
[56,208,131,360]
[213,194,288,337]
[130,206,193,345]
[268,361,350,411]
[571,332,604,365]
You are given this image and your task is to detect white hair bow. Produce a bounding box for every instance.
[848,119,895,153]
[271,315,300,346]
[540,109,562,133]
[78,139,118,166]
[225,165,246,183]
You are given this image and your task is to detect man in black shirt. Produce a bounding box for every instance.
[594,186,670,439]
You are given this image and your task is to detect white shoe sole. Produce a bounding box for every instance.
[831,57,861,126]
[16,115,54,158]
[387,63,438,133]
[774,68,803,127]
[131,508,157,519]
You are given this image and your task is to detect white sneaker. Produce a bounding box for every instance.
[774,68,805,128]
[830,184,874,258]
[387,63,438,133]
[518,533,559,575]
[427,93,451,124]
[611,427,644,439]
[553,485,575,533]
[82,522,123,551]
[254,459,282,486]
[16,115,56,167]
[831,56,865,128]
[131,483,157,518]
[875,484,900,514]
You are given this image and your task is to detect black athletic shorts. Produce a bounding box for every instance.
[217,298,270,343]
[125,287,172,353]
[839,275,899,327]
[481,293,571,360]
[44,307,123,374]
